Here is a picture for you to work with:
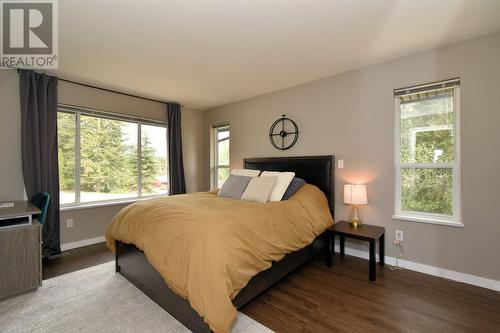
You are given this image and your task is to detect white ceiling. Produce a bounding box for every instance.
[56,0,500,110]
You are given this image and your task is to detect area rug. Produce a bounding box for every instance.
[0,262,273,333]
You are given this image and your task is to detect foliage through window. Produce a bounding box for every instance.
[394,79,461,225]
[213,124,230,188]
[57,108,168,206]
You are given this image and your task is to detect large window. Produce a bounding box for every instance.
[58,107,168,207]
[394,79,461,226]
[212,124,230,189]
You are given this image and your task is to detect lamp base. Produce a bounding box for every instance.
[349,219,362,228]
[349,205,362,228]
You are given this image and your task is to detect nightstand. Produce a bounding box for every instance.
[0,221,42,299]
[327,221,385,281]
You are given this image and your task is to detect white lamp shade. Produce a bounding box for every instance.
[344,184,368,205]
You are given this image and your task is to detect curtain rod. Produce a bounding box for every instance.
[0,63,183,107]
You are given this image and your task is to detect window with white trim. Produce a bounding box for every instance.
[212,124,230,189]
[57,106,168,207]
[394,79,461,226]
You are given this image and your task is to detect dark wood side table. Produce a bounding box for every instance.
[327,221,385,281]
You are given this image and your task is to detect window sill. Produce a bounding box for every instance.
[60,195,168,212]
[392,214,464,228]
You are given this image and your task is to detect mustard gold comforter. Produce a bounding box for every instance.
[105,184,333,333]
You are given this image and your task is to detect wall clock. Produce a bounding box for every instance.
[269,114,299,150]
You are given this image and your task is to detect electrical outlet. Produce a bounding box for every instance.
[66,219,74,228]
[338,160,344,169]
[395,230,404,242]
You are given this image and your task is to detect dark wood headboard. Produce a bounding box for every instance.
[244,155,335,216]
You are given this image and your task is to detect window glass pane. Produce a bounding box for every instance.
[217,168,230,188]
[141,124,168,196]
[401,168,453,215]
[58,112,76,204]
[217,129,229,165]
[400,88,454,163]
[218,129,229,140]
[80,115,138,202]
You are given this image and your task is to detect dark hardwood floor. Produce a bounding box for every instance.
[42,242,113,280]
[43,243,500,332]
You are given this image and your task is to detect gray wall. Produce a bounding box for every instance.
[0,71,25,201]
[203,32,500,281]
[0,72,204,244]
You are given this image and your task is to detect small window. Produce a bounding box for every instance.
[57,106,168,207]
[394,79,461,226]
[212,124,230,189]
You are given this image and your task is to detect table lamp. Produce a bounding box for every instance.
[344,184,368,227]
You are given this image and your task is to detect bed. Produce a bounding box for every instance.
[109,155,335,332]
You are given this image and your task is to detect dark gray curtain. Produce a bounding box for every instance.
[19,69,61,256]
[167,103,186,194]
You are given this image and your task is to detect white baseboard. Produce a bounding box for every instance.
[61,236,106,251]
[60,236,500,292]
[335,245,500,292]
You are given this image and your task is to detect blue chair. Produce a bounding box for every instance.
[31,192,50,225]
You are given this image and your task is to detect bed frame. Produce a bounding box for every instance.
[115,155,335,332]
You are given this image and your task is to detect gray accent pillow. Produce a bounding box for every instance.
[218,174,252,199]
[282,177,306,200]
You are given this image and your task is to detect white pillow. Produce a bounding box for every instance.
[260,171,295,202]
[241,177,276,203]
[231,169,260,177]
